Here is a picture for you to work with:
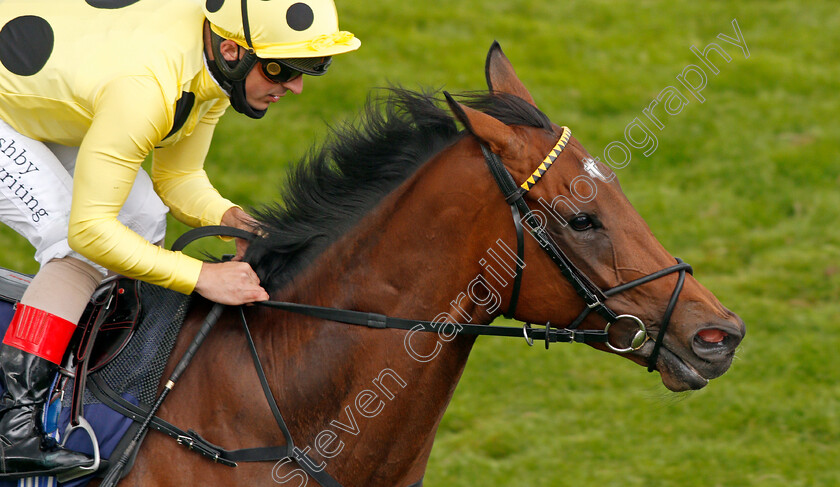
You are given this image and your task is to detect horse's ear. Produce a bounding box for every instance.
[444,91,523,157]
[485,41,537,107]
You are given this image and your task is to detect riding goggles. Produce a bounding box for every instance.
[258,56,332,83]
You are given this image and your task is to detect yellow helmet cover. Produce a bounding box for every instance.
[204,0,361,59]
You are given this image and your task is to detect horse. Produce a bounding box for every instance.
[114,42,745,486]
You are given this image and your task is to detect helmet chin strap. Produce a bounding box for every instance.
[205,2,267,119]
[209,26,257,82]
[228,75,267,119]
[206,31,266,119]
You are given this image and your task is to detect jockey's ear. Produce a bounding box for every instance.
[484,41,537,108]
[443,91,525,159]
[218,39,241,62]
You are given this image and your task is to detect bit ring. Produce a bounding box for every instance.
[604,314,649,353]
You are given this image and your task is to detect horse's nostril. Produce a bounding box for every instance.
[688,321,743,374]
[692,323,742,362]
[697,328,728,343]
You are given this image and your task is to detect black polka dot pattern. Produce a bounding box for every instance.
[286,3,314,31]
[0,16,54,76]
[205,0,225,13]
[85,0,141,8]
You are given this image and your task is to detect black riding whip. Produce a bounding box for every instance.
[100,302,225,487]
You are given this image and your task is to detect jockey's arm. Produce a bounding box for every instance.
[150,100,239,230]
[152,101,262,260]
[67,76,211,295]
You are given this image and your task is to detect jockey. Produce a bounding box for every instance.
[0,0,359,480]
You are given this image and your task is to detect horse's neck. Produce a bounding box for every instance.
[257,149,498,482]
[280,147,497,323]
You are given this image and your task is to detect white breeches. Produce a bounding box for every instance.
[0,118,169,275]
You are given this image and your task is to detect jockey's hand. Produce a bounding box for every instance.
[220,206,263,261]
[194,261,269,305]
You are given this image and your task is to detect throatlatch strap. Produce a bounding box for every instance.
[505,202,525,319]
[3,304,76,364]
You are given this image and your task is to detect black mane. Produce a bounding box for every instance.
[244,88,552,291]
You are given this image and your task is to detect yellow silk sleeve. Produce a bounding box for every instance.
[150,108,237,229]
[68,76,203,294]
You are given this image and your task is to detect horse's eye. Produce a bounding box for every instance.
[569,214,595,231]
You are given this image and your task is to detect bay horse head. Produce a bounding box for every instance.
[440,42,745,391]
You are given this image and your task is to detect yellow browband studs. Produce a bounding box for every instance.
[520,126,571,192]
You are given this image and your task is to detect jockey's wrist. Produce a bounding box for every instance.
[220,206,256,230]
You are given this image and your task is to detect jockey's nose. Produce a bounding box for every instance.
[282,75,304,95]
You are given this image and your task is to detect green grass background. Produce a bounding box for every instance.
[2,1,838,485]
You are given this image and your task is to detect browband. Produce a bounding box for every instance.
[519,126,571,192]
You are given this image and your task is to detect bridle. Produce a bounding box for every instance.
[480,126,693,371]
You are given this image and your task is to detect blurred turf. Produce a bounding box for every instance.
[1,1,837,485]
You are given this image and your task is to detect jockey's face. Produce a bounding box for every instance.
[218,39,304,111]
[244,59,304,110]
